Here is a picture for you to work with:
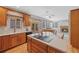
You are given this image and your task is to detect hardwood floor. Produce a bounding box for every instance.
[4,43,28,53]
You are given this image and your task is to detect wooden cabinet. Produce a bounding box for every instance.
[10,33,26,48]
[0,7,7,26]
[71,9,79,49]
[0,35,12,52]
[23,14,31,26]
[31,39,48,53]
[17,33,26,45]
[8,36,12,48]
[0,7,30,27]
[10,34,17,47]
[2,35,10,50]
[48,46,64,53]
[27,36,32,52]
[27,36,48,53]
[0,35,12,51]
[0,37,2,51]
[0,33,26,52]
[27,36,64,53]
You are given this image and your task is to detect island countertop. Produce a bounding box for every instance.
[28,33,71,53]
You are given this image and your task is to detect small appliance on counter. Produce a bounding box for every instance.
[26,31,32,42]
[25,27,32,42]
[26,32,32,35]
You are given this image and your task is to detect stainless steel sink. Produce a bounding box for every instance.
[33,35,53,43]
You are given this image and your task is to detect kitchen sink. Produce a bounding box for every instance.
[33,35,53,43]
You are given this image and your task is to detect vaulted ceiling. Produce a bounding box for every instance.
[6,6,79,22]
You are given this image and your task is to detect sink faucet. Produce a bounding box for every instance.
[61,33,64,39]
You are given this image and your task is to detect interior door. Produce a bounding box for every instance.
[0,37,2,51]
[71,10,79,48]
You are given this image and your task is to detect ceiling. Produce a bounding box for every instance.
[6,6,79,22]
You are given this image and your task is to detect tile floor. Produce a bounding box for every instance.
[4,43,28,53]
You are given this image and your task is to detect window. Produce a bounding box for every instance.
[10,18,15,28]
[16,18,22,29]
[9,15,23,30]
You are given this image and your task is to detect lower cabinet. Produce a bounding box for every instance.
[31,39,48,53]
[27,36,64,53]
[10,34,17,47]
[27,36,48,53]
[0,35,12,51]
[2,36,10,51]
[17,33,26,45]
[0,37,2,51]
[27,36,32,52]
[0,33,26,52]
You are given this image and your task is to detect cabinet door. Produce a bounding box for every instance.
[17,33,26,45]
[8,36,12,49]
[23,15,30,26]
[27,36,32,52]
[0,37,2,52]
[0,7,7,26]
[10,35,17,47]
[71,10,79,48]
[2,36,10,50]
[0,35,12,51]
[31,38,48,53]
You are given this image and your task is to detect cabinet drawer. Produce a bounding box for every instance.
[32,39,47,50]
[31,43,47,53]
[31,46,40,53]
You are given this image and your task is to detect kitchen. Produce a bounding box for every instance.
[0,6,79,53]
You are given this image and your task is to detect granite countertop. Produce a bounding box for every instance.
[28,32,70,52]
[0,31,31,36]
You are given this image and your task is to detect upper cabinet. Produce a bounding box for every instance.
[0,7,30,27]
[71,9,79,49]
[0,7,7,26]
[23,14,31,26]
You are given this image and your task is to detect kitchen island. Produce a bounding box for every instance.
[27,32,71,53]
